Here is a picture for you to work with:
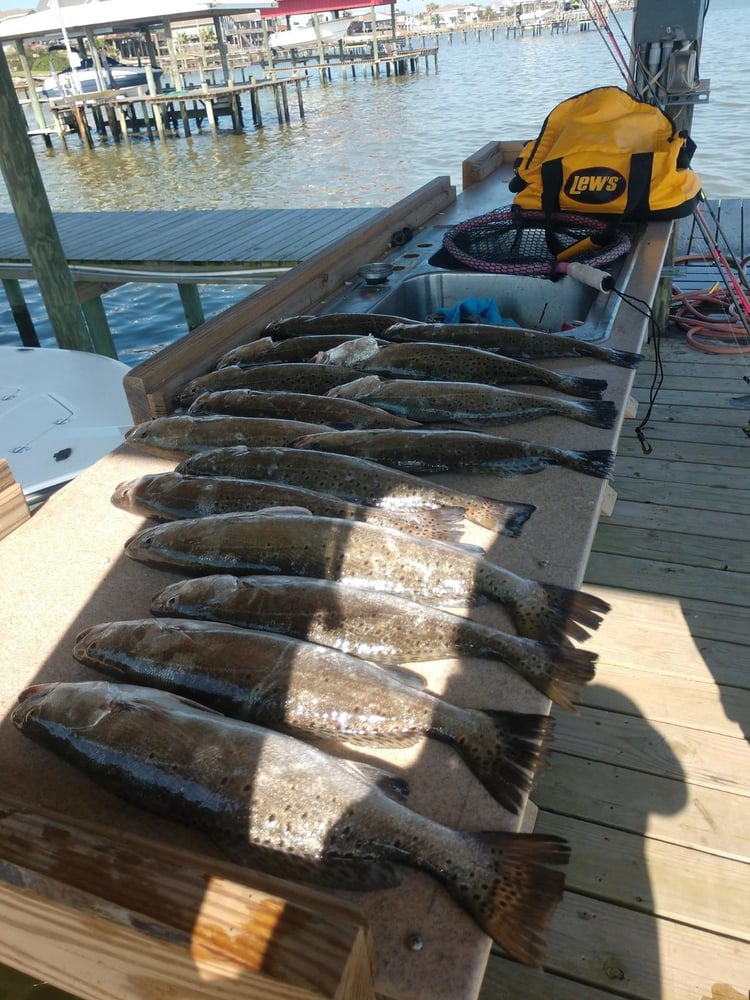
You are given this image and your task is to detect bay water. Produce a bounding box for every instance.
[1,0,748,361]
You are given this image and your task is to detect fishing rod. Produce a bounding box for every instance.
[580,0,635,89]
[691,194,750,344]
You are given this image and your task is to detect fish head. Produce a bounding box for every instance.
[150,573,241,618]
[111,471,182,511]
[312,336,379,367]
[217,337,273,369]
[326,375,382,401]
[12,680,117,734]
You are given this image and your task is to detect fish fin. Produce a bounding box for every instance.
[376,663,428,689]
[538,583,611,643]
[337,759,410,800]
[339,731,424,748]
[560,374,608,399]
[609,348,643,369]
[433,832,569,968]
[214,835,403,890]
[572,399,618,429]
[387,506,467,545]
[562,448,615,480]
[436,711,553,814]
[465,498,536,536]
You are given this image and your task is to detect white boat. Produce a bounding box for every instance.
[0,346,133,505]
[268,17,354,52]
[41,56,164,99]
[519,7,557,26]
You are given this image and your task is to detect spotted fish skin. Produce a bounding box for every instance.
[314,337,608,399]
[329,375,617,429]
[216,335,371,369]
[13,680,569,968]
[265,313,414,338]
[174,364,358,408]
[124,414,329,459]
[111,471,465,543]
[150,574,598,710]
[73,617,553,813]
[293,428,615,482]
[187,387,420,429]
[124,510,611,643]
[380,321,643,369]
[176,445,536,537]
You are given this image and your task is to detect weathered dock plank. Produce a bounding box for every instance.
[0,207,385,275]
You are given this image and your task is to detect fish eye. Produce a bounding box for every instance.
[142,537,153,549]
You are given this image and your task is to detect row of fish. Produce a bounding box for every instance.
[14,307,632,970]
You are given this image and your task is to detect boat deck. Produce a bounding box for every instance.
[481,203,750,998]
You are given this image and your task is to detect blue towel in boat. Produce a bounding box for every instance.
[432,296,519,326]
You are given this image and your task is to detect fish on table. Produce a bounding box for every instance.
[111,471,466,544]
[13,680,569,969]
[124,510,611,644]
[265,313,414,338]
[73,617,552,814]
[187,387,420,429]
[292,427,615,481]
[216,334,372,369]
[174,363,358,408]
[176,445,536,537]
[378,320,642,369]
[150,574,598,711]
[313,336,608,399]
[124,414,331,459]
[330,374,618,429]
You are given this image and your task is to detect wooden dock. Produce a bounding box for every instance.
[480,202,750,999]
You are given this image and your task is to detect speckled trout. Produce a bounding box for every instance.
[124,415,330,459]
[265,313,414,338]
[73,617,552,813]
[13,680,569,968]
[313,336,608,399]
[216,334,371,369]
[111,471,465,543]
[330,375,617,429]
[174,364,358,408]
[187,387,419,429]
[293,428,615,481]
[176,445,536,537]
[379,321,642,369]
[150,574,598,711]
[124,510,611,643]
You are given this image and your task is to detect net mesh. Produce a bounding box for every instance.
[443,207,632,275]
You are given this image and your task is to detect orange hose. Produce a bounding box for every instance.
[670,255,750,354]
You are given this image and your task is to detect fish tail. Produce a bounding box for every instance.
[556,373,609,399]
[481,633,597,709]
[602,347,643,369]
[478,565,611,643]
[567,399,618,429]
[437,711,553,814]
[425,830,569,968]
[558,447,615,480]
[463,497,536,536]
[537,583,611,642]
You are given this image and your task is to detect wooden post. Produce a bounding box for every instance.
[0,47,92,353]
[213,14,232,84]
[162,22,190,136]
[80,295,118,359]
[14,40,47,137]
[2,278,40,347]
[178,283,205,331]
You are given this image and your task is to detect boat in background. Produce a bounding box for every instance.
[41,55,164,98]
[268,17,354,52]
[0,346,133,506]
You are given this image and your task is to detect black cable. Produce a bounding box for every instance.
[612,288,665,454]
